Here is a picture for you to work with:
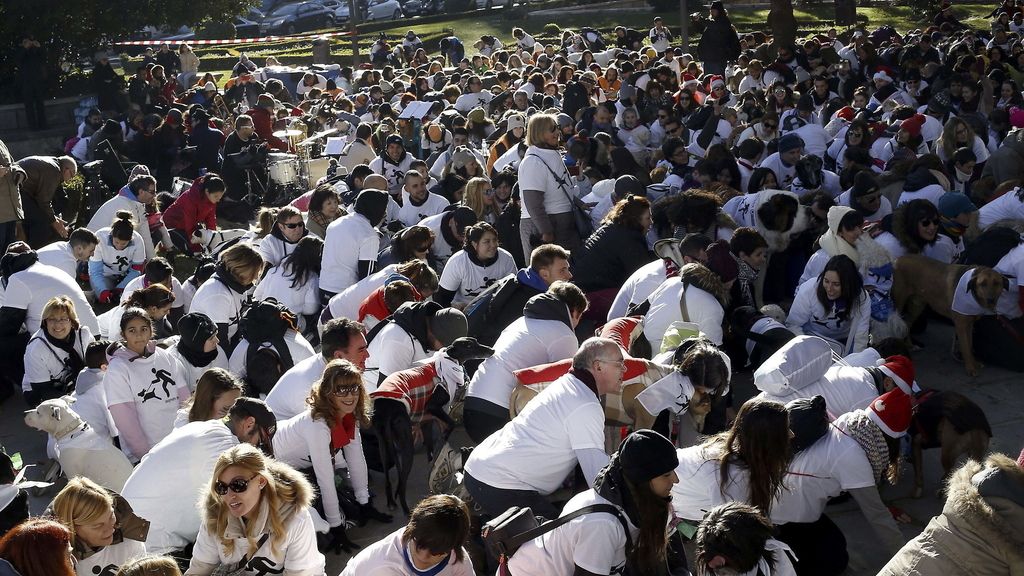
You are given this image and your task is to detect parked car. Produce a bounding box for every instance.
[401,0,441,16]
[475,0,514,8]
[366,0,405,20]
[234,9,265,37]
[260,2,335,35]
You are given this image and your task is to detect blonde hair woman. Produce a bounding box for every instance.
[116,556,181,576]
[51,477,148,576]
[186,444,325,575]
[271,359,391,553]
[23,295,91,407]
[461,177,499,223]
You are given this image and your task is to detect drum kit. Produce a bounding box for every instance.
[265,123,340,205]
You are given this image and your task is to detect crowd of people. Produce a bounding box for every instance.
[2,0,1024,574]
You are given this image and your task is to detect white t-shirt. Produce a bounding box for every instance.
[189,504,325,576]
[836,190,892,222]
[321,212,381,293]
[121,276,186,309]
[464,372,605,494]
[91,228,146,284]
[76,539,147,576]
[896,184,946,207]
[644,277,725,349]
[188,277,251,342]
[508,489,637,576]
[467,316,578,409]
[72,368,119,442]
[253,266,321,320]
[22,327,91,393]
[759,152,798,189]
[671,445,751,522]
[757,365,878,419]
[397,191,450,228]
[35,241,78,280]
[164,342,230,393]
[368,154,415,194]
[978,188,1024,229]
[438,248,517,306]
[1,263,100,335]
[951,267,1022,318]
[771,417,876,524]
[874,231,955,264]
[518,147,574,218]
[257,233,300,268]
[996,244,1024,287]
[607,259,667,321]
[121,421,238,554]
[420,212,459,267]
[325,264,399,323]
[341,528,474,576]
[363,322,431,392]
[105,346,189,459]
[265,355,327,422]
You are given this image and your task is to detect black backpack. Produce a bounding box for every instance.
[463,274,519,346]
[959,226,1022,267]
[238,298,298,393]
[786,395,829,453]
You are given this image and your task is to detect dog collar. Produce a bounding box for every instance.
[62,422,91,442]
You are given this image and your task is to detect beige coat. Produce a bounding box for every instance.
[877,453,1024,576]
[0,139,25,224]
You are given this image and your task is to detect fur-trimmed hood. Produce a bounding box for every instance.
[216,458,315,541]
[753,189,810,252]
[943,453,1024,556]
[679,262,730,308]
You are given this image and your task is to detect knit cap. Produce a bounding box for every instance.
[618,429,679,483]
[429,308,468,347]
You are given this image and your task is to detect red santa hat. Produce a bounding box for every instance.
[867,388,913,438]
[876,355,914,394]
[707,75,726,91]
[900,114,926,138]
[836,106,857,121]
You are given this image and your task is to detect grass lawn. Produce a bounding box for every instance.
[144,2,994,88]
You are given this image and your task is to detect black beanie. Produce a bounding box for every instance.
[786,395,829,453]
[178,312,218,351]
[355,189,390,227]
[618,429,679,483]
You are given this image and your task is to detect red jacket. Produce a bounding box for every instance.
[162,178,217,250]
[250,107,288,151]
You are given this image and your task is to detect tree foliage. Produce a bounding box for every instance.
[0,0,255,99]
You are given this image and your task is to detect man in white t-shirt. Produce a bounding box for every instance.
[320,189,389,298]
[0,242,99,335]
[463,337,626,518]
[120,398,276,555]
[266,318,369,421]
[397,171,449,228]
[35,228,98,281]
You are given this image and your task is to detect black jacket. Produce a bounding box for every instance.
[571,223,654,293]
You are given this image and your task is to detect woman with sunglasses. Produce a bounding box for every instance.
[826,119,871,177]
[271,360,391,553]
[873,199,955,263]
[101,284,176,344]
[106,308,190,462]
[51,477,148,576]
[787,254,871,355]
[187,444,325,576]
[258,206,308,269]
[23,296,90,407]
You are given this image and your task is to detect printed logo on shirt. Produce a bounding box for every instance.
[137,368,177,403]
[464,276,500,299]
[92,564,119,576]
[610,561,626,575]
[114,255,130,272]
[246,556,284,576]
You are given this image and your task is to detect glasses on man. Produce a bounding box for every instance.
[333,385,361,397]
[214,474,259,495]
[597,357,626,369]
[282,221,305,229]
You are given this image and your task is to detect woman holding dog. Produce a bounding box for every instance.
[186,444,325,576]
[51,476,148,576]
[22,296,91,408]
[105,308,190,461]
[787,254,871,355]
[271,359,391,554]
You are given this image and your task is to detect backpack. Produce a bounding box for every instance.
[959,226,1023,267]
[785,395,829,453]
[463,274,520,346]
[238,298,298,393]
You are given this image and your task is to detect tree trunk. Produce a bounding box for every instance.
[768,0,797,49]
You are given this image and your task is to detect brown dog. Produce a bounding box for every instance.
[910,389,992,498]
[892,255,1009,376]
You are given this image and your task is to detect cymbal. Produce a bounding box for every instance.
[273,129,303,138]
[298,127,339,145]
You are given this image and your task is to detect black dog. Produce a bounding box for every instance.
[370,337,494,514]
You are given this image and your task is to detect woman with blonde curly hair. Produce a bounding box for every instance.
[50,477,148,576]
[187,444,324,575]
[270,359,391,553]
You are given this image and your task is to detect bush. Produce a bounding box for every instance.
[196,20,237,40]
[543,23,561,35]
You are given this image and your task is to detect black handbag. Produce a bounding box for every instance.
[482,503,632,573]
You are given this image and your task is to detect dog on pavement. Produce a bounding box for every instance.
[23,398,134,492]
[910,389,992,498]
[892,255,1009,376]
[370,337,494,515]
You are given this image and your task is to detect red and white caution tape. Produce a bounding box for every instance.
[113,29,352,46]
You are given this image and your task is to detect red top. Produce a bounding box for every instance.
[162,177,218,250]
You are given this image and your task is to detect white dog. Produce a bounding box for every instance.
[23,398,133,492]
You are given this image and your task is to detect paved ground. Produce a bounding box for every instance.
[4,319,1022,575]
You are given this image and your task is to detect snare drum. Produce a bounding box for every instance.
[269,157,299,186]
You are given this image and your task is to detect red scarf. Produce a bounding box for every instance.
[330,413,357,453]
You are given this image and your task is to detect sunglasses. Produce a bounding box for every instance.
[333,385,361,397]
[764,123,778,129]
[918,218,939,226]
[214,474,259,496]
[281,221,305,229]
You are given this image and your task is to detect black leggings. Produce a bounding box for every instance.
[775,514,849,576]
